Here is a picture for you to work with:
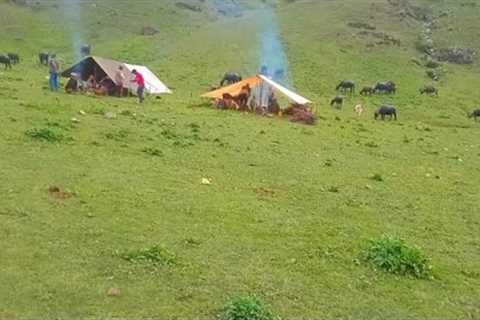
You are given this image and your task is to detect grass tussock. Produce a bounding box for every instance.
[364,235,433,279]
[222,295,276,320]
[122,245,176,266]
[25,127,67,142]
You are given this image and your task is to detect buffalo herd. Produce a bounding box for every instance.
[333,79,478,122]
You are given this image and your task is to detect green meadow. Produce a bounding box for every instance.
[0,0,479,318]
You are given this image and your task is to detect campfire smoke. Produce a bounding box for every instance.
[59,0,85,61]
[258,9,291,88]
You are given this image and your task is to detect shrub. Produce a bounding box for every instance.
[364,141,379,148]
[371,173,384,182]
[122,245,176,265]
[364,235,432,279]
[222,295,275,320]
[105,129,129,141]
[327,186,339,193]
[25,127,65,142]
[142,147,163,157]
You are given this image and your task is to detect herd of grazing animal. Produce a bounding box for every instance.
[333,79,478,122]
[333,79,400,120]
[1,51,49,69]
[2,44,91,69]
[333,79,466,121]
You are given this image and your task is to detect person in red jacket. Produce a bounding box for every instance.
[131,69,145,103]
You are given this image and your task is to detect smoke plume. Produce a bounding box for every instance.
[258,9,291,87]
[59,0,85,61]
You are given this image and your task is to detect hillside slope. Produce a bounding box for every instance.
[1,0,479,319]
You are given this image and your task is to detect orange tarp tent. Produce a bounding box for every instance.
[201,74,311,105]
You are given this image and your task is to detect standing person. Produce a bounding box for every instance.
[114,66,125,97]
[131,69,145,103]
[48,54,60,91]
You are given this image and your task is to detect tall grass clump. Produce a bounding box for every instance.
[222,295,276,320]
[25,127,65,142]
[122,245,176,266]
[363,235,432,279]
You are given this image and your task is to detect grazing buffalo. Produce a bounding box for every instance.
[80,44,91,57]
[0,54,12,70]
[360,86,374,96]
[336,80,355,93]
[375,105,397,120]
[330,96,344,108]
[374,81,396,94]
[7,53,19,64]
[39,52,49,65]
[420,85,438,96]
[468,109,480,121]
[220,72,242,86]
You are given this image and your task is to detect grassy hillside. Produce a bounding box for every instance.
[1,0,479,319]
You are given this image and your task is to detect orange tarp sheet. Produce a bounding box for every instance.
[201,76,261,99]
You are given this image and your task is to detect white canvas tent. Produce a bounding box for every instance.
[124,64,172,95]
[61,56,171,96]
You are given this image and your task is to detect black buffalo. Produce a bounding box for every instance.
[220,72,242,86]
[360,86,374,96]
[468,109,480,121]
[39,52,49,65]
[330,96,344,108]
[375,105,397,120]
[0,54,12,70]
[336,80,355,93]
[7,53,19,64]
[374,81,396,94]
[420,85,438,96]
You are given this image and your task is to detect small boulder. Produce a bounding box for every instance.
[104,112,116,119]
[141,26,159,36]
[107,287,121,297]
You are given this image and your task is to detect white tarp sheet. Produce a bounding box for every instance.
[124,64,172,95]
[259,75,311,105]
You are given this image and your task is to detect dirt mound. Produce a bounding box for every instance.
[283,104,316,125]
[141,26,159,36]
[48,186,74,200]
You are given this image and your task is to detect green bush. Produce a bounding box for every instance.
[122,245,176,265]
[105,129,129,141]
[364,235,432,279]
[222,295,275,320]
[327,186,339,193]
[371,173,384,182]
[142,147,163,157]
[25,127,65,142]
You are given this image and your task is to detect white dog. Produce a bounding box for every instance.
[354,104,365,116]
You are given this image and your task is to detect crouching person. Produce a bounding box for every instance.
[65,73,81,94]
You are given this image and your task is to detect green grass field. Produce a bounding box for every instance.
[1,0,479,318]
